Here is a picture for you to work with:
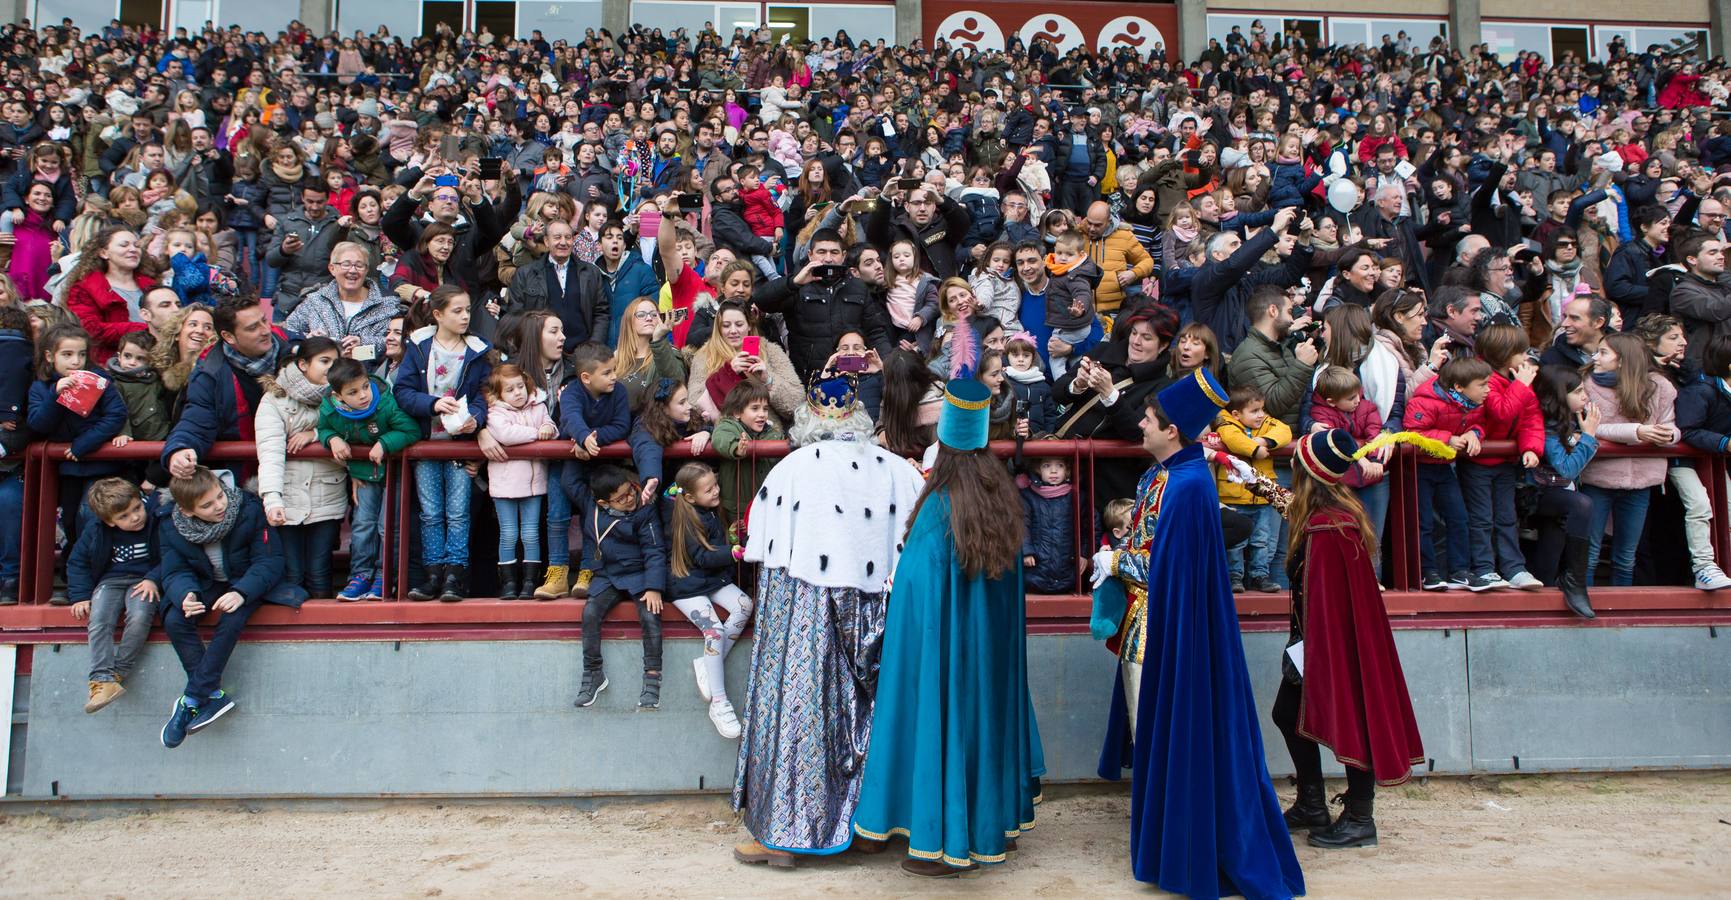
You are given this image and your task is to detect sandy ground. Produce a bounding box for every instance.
[2,773,1729,898]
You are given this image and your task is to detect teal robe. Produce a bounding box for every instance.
[851,490,1046,867]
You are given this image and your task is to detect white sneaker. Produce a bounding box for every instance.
[1505,571,1544,591]
[693,657,712,702]
[708,699,742,740]
[1694,565,1731,591]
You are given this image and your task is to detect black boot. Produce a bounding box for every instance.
[518,563,542,601]
[1309,788,1377,849]
[439,565,468,602]
[496,563,519,601]
[1283,780,1331,830]
[1558,536,1595,619]
[408,564,444,601]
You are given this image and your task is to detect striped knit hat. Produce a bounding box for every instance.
[1294,429,1360,484]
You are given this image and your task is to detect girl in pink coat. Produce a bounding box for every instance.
[484,364,557,599]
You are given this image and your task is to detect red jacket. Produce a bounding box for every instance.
[1404,376,1484,464]
[65,270,157,365]
[1310,389,1385,486]
[1470,370,1545,466]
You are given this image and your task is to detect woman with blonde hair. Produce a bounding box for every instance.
[685,299,800,425]
[613,296,690,409]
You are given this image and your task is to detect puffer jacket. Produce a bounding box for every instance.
[1582,373,1676,490]
[484,394,552,498]
[1006,367,1059,435]
[1019,479,1075,593]
[662,501,734,601]
[1405,377,1486,464]
[316,377,421,482]
[1213,411,1293,504]
[1470,370,1546,467]
[1086,221,1156,313]
[265,208,347,310]
[255,368,349,525]
[285,278,398,360]
[1678,376,1731,455]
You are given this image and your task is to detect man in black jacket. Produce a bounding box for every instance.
[864,183,972,279]
[708,174,778,270]
[506,221,608,350]
[1053,106,1107,215]
[752,228,893,380]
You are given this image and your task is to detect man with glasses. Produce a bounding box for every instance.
[864,181,970,279]
[385,161,514,311]
[285,241,398,364]
[816,129,861,196]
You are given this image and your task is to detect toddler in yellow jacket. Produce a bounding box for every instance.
[1212,384,1292,592]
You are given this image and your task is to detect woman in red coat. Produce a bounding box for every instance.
[63,225,156,365]
[1276,429,1425,850]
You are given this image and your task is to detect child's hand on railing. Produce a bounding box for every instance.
[369,443,386,465]
[329,437,351,461]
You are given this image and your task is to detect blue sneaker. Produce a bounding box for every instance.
[162,697,197,748]
[338,574,372,602]
[187,690,236,734]
[363,573,385,601]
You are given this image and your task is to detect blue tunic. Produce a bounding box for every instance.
[852,491,1046,867]
[1117,444,1305,899]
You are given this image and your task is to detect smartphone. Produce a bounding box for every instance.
[1285,214,1303,236]
[841,198,875,215]
[896,177,922,192]
[478,157,504,180]
[439,134,463,160]
[834,355,868,373]
[638,208,661,234]
[434,174,460,188]
[676,193,704,212]
[351,344,377,362]
[741,336,761,357]
[810,264,843,281]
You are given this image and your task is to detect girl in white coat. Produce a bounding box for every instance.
[256,336,350,597]
[484,364,557,599]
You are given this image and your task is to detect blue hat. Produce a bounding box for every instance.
[1155,368,1229,440]
[938,378,992,451]
[1295,429,1360,484]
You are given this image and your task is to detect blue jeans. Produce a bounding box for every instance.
[495,495,545,563]
[545,461,571,566]
[233,227,260,282]
[162,588,261,705]
[0,472,22,581]
[1226,502,1279,582]
[1268,462,1293,588]
[1355,478,1390,579]
[1582,484,1653,586]
[279,519,340,597]
[415,459,472,566]
[1460,461,1527,579]
[259,261,280,300]
[1416,463,1470,576]
[350,480,385,584]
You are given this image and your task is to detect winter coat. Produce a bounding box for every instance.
[968,269,1023,333]
[1192,228,1313,352]
[557,379,631,501]
[260,164,311,220]
[225,178,268,231]
[265,208,348,309]
[161,334,298,468]
[393,326,494,439]
[159,490,295,606]
[864,193,973,280]
[1006,367,1059,435]
[1309,394,1385,487]
[0,328,32,440]
[27,372,126,476]
[1669,270,1731,365]
[955,185,1002,250]
[381,188,514,298]
[598,252,658,345]
[506,255,609,348]
[255,373,348,525]
[574,494,667,598]
[663,502,734,600]
[67,499,165,604]
[1085,222,1156,314]
[1,168,76,224]
[284,278,398,360]
[1582,373,1676,490]
[712,416,785,522]
[65,270,157,365]
[1020,481,1075,593]
[484,394,552,498]
[1677,376,1731,455]
[1225,328,1313,429]
[1053,340,1172,440]
[1404,377,1486,464]
[752,273,894,381]
[316,377,421,482]
[1470,370,1546,467]
[1605,239,1665,320]
[110,366,171,440]
[709,200,776,259]
[1213,411,1293,504]
[1046,257,1101,330]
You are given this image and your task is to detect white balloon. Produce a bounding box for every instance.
[1328,179,1361,214]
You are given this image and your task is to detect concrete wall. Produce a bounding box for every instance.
[8,625,1728,799]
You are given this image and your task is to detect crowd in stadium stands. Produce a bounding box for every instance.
[0,14,1728,742]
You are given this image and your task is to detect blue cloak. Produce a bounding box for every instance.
[852,491,1046,867]
[1117,444,1305,899]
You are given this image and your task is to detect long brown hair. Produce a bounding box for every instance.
[907,446,1024,579]
[1286,463,1379,563]
[1601,332,1658,421]
[667,463,719,579]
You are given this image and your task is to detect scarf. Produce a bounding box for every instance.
[886,280,919,330]
[1591,370,1619,389]
[1006,365,1047,385]
[1546,257,1584,323]
[1016,473,1074,499]
[1441,381,1481,411]
[1046,253,1081,276]
[335,380,381,419]
[223,333,286,379]
[107,356,150,376]
[1171,222,1200,245]
[172,480,244,546]
[275,360,330,408]
[270,159,303,182]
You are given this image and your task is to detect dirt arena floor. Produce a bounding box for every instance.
[2,772,1728,898]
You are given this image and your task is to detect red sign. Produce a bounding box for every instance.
[925,0,1178,61]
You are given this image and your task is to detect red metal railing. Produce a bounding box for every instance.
[12,437,1731,605]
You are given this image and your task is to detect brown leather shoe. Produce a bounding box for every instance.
[901,858,977,878]
[85,680,125,713]
[733,840,796,868]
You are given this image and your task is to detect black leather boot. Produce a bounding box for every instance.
[408,564,444,601]
[518,563,542,600]
[496,563,519,601]
[1283,780,1332,830]
[1309,788,1377,849]
[1559,536,1595,619]
[439,565,468,602]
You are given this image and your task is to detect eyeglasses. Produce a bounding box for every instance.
[633,310,661,320]
[333,261,368,270]
[432,193,460,202]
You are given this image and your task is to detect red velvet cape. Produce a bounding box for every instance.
[1297,510,1426,785]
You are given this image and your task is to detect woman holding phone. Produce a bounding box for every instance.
[685,300,802,427]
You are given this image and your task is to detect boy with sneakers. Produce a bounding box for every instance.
[319,357,422,601]
[68,478,162,713]
[157,467,306,748]
[1405,357,1490,592]
[1462,324,1548,592]
[572,464,667,711]
[1214,384,1293,592]
[560,342,633,599]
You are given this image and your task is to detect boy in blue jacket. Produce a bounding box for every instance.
[560,342,632,597]
[157,467,306,748]
[571,464,668,712]
[68,478,162,713]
